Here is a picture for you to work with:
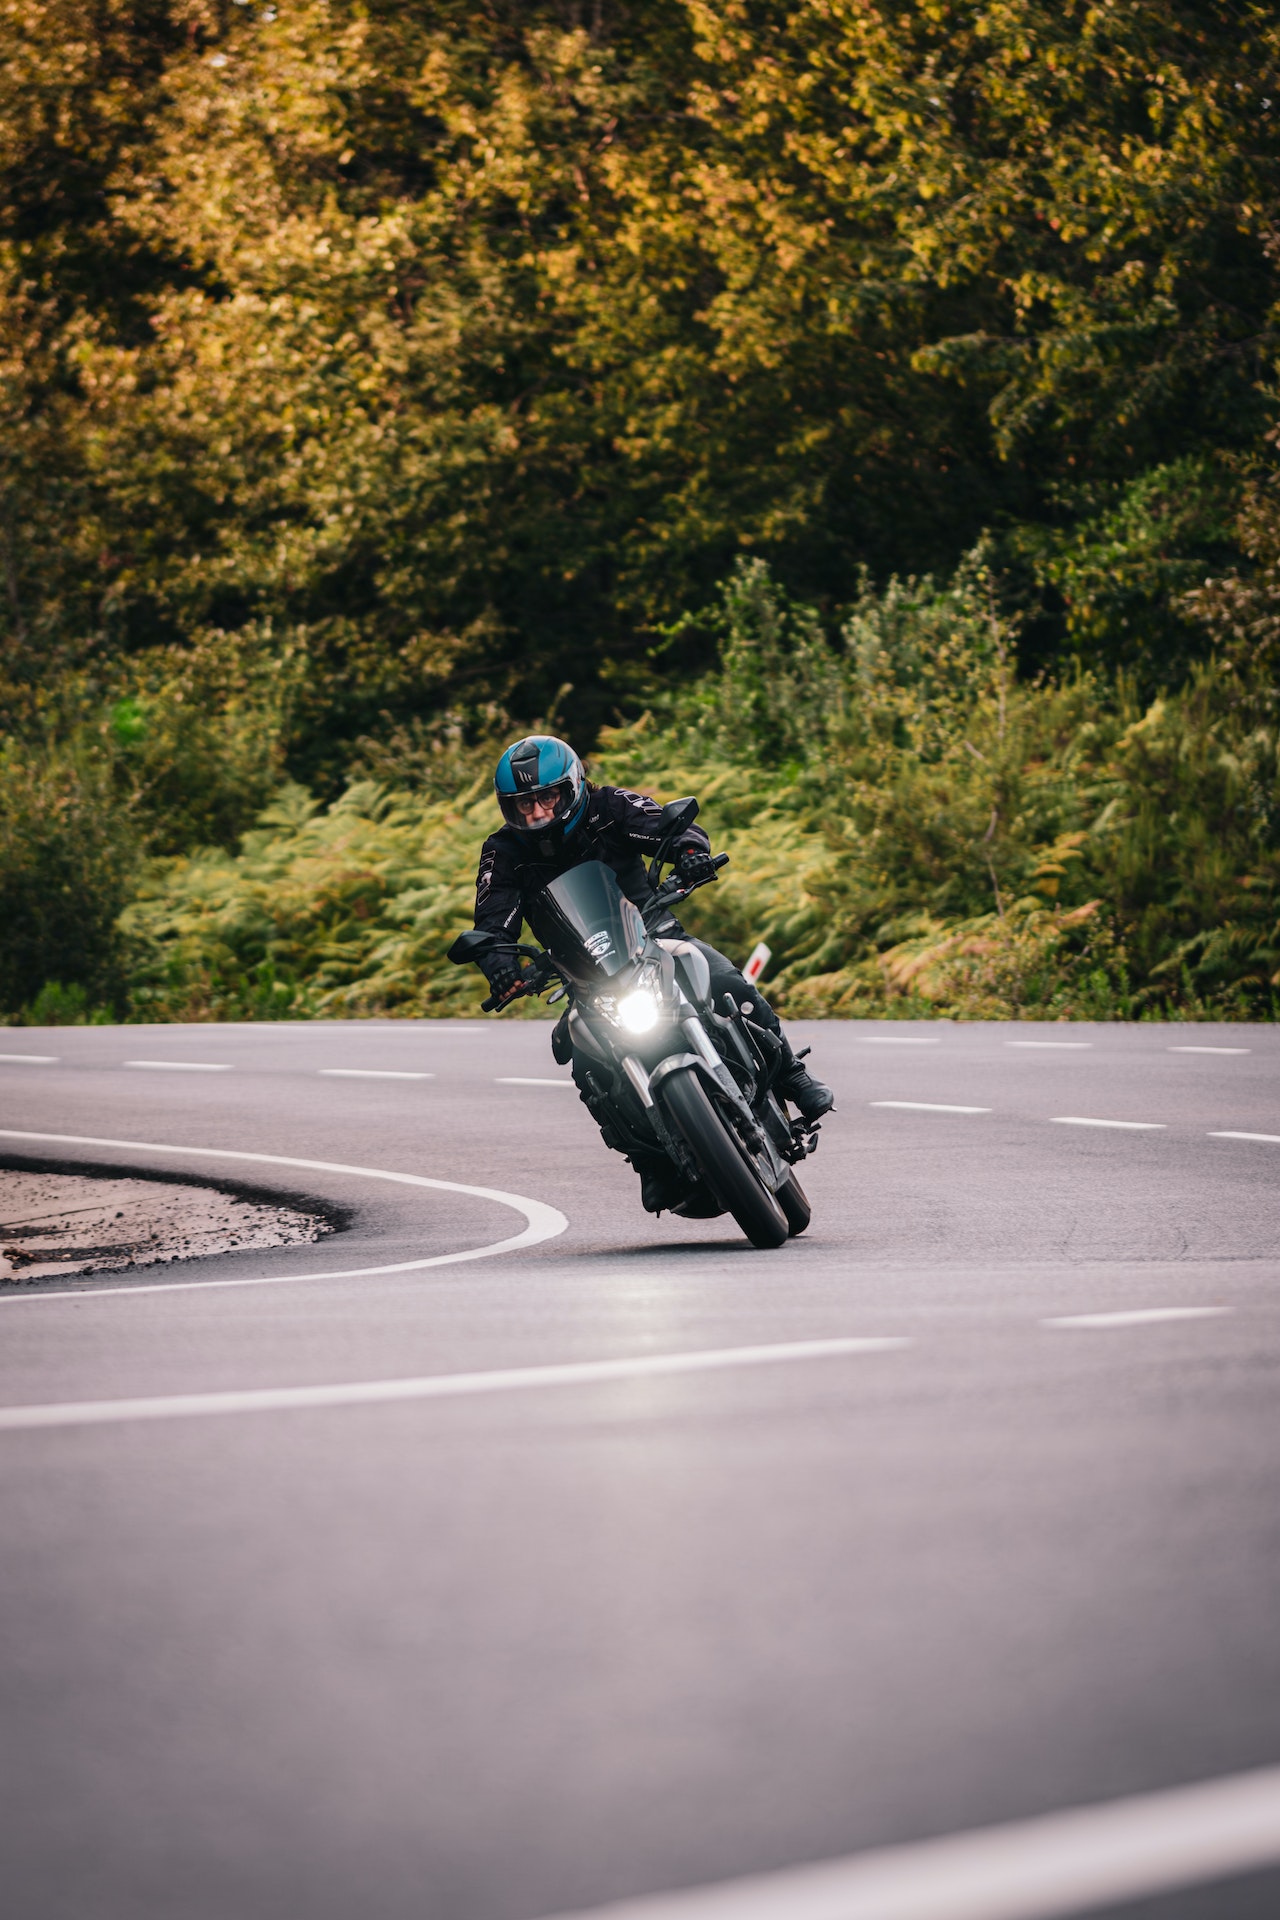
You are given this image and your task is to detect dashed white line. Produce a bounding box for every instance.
[1045,1307,1230,1330]
[531,1763,1280,1920]
[857,1035,942,1045]
[0,1130,567,1300]
[1170,1045,1251,1055]
[1005,1040,1093,1049]
[0,1053,58,1064]
[124,1060,232,1073]
[0,1336,911,1431]
[318,1069,435,1080]
[1210,1131,1280,1145]
[1050,1116,1166,1131]
[496,1076,576,1087]
[871,1100,990,1114]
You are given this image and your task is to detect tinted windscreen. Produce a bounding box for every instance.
[528,862,646,982]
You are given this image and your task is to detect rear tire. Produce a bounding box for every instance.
[659,1067,788,1249]
[777,1171,811,1237]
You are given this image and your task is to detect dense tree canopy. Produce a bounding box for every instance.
[2,0,1278,767]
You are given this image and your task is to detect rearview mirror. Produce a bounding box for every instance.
[658,796,699,835]
[447,928,499,965]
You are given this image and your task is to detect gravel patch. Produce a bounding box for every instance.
[0,1167,334,1282]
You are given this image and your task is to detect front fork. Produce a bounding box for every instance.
[703,999,819,1163]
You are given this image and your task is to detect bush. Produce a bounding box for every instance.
[86,552,1280,1026]
[0,744,136,1019]
[601,557,1280,1019]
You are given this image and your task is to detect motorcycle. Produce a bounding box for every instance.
[448,798,821,1249]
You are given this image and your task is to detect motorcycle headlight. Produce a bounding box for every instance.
[616,988,659,1034]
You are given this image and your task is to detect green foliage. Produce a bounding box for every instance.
[118,558,1280,1025]
[1011,457,1238,677]
[659,559,845,768]
[16,980,115,1026]
[1186,435,1280,691]
[98,628,301,852]
[0,740,135,1017]
[123,778,499,1021]
[3,1,1278,774]
[4,7,1278,1022]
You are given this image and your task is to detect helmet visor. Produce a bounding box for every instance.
[498,777,580,834]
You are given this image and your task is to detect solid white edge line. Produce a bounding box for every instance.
[1211,1131,1280,1145]
[1050,1117,1166,1130]
[532,1763,1280,1920]
[871,1101,991,1114]
[317,1069,435,1080]
[124,1060,232,1072]
[1044,1307,1230,1330]
[0,1337,911,1431]
[0,1130,567,1302]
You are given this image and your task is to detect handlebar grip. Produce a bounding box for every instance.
[483,971,539,1013]
[482,981,522,1013]
[712,852,729,870]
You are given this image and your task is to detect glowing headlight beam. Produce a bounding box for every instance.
[617,989,660,1034]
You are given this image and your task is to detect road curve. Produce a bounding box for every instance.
[1,1016,1278,1920]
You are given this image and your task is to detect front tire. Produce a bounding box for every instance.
[659,1067,788,1249]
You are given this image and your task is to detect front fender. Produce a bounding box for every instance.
[647,1051,719,1106]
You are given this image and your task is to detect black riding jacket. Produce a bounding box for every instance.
[474,785,710,943]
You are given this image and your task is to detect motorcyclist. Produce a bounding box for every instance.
[467,734,835,1213]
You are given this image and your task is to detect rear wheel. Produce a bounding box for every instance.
[777,1171,811,1237]
[659,1067,788,1250]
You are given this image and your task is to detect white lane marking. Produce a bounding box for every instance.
[871,1101,990,1114]
[0,1337,910,1432]
[1005,1041,1093,1050]
[496,1076,576,1087]
[1211,1131,1280,1145]
[124,1060,232,1073]
[857,1035,941,1045]
[1170,1045,1251,1054]
[1045,1307,1230,1330]
[0,1130,567,1301]
[317,1069,435,1080]
[172,1021,485,1032]
[1050,1116,1166,1131]
[0,1053,58,1063]
[531,1764,1280,1920]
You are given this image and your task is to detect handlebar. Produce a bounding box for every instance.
[480,949,560,1013]
[479,942,556,1013]
[479,852,729,1011]
[643,851,729,922]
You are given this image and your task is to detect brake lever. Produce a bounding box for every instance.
[481,955,558,1014]
[647,852,730,916]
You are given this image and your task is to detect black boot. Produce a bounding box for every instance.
[634,1157,689,1215]
[776,1046,835,1121]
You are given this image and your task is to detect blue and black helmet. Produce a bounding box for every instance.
[495,735,588,843]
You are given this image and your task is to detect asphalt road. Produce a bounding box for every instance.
[1,1016,1279,1920]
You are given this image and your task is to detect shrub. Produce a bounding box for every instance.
[113,553,1280,1024]
[0,744,136,1019]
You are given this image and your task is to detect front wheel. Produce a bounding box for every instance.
[659,1067,788,1250]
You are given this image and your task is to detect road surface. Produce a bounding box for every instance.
[1,1017,1278,1920]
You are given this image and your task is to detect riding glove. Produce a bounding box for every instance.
[481,952,526,1002]
[675,845,718,887]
